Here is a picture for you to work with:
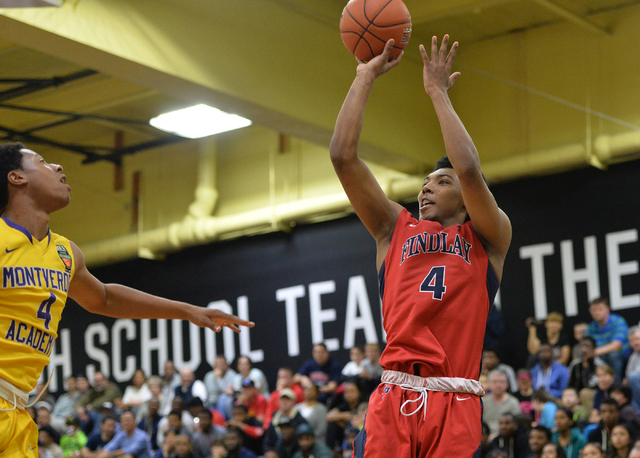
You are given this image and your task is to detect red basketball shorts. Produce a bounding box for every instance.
[353,381,483,457]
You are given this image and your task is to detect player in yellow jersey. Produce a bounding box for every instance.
[0,142,254,457]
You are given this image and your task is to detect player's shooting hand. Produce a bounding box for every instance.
[420,35,460,96]
[356,39,403,79]
[188,306,255,333]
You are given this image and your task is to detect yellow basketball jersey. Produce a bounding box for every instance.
[0,217,75,393]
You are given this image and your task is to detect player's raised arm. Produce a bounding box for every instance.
[420,36,512,278]
[330,40,405,255]
[67,242,254,333]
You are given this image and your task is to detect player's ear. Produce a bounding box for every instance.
[7,169,27,186]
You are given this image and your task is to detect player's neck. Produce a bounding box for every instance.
[1,203,50,241]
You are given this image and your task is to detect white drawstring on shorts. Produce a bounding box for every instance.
[399,384,429,420]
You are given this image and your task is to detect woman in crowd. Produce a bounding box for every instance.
[610,424,637,458]
[551,407,586,458]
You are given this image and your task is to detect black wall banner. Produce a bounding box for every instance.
[44,159,640,394]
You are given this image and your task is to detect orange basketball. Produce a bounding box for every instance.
[340,0,412,62]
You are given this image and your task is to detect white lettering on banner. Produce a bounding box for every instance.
[45,274,381,393]
[206,301,235,365]
[309,280,338,351]
[276,285,305,357]
[607,229,639,310]
[141,319,168,378]
[112,319,136,382]
[520,229,640,318]
[343,276,377,349]
[85,322,110,380]
[519,243,554,319]
[561,236,600,317]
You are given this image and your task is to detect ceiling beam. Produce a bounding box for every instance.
[530,0,609,35]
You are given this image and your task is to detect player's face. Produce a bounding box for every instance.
[19,149,70,211]
[418,168,466,224]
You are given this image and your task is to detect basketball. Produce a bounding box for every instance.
[340,0,412,62]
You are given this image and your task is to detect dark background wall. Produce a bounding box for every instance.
[45,159,640,394]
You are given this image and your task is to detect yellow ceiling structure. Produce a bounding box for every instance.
[0,0,639,265]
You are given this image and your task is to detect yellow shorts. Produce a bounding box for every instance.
[0,398,38,457]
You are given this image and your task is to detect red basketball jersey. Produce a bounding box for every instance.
[379,209,499,380]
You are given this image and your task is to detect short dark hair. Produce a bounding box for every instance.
[600,398,620,411]
[433,156,453,171]
[0,142,25,211]
[581,337,597,348]
[530,425,552,441]
[590,297,610,307]
[612,384,633,403]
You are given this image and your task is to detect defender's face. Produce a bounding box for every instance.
[19,149,70,211]
[418,168,465,223]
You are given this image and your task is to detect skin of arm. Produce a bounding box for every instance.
[68,241,254,332]
[420,36,512,280]
[329,40,405,272]
[594,340,623,356]
[527,322,542,355]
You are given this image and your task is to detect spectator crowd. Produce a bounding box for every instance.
[30,296,640,458]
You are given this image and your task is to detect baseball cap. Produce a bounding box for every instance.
[279,388,296,400]
[296,423,315,436]
[242,378,255,388]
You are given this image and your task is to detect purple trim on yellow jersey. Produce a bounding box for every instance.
[1,217,51,246]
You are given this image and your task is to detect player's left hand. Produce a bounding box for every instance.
[356,39,403,79]
[188,306,255,333]
[420,34,460,96]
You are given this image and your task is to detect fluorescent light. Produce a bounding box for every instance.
[150,104,252,139]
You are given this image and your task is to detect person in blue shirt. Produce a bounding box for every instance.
[98,410,151,458]
[586,298,631,382]
[293,344,342,404]
[531,344,570,399]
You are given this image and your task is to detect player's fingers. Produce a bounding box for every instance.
[381,39,395,60]
[446,41,459,64]
[439,34,449,61]
[419,44,429,63]
[431,36,438,60]
[449,72,461,87]
[388,50,403,66]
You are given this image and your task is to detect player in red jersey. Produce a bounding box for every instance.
[330,36,512,457]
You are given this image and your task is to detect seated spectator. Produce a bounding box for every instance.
[572,322,589,361]
[263,389,308,453]
[593,364,616,413]
[98,410,152,458]
[30,382,56,409]
[295,382,327,444]
[225,404,264,457]
[625,327,640,412]
[588,399,621,455]
[541,443,567,458]
[292,423,332,458]
[175,367,208,409]
[264,368,305,429]
[341,425,359,458]
[173,434,196,458]
[160,360,181,415]
[39,425,63,458]
[236,379,268,425]
[630,445,640,458]
[60,417,88,457]
[122,369,152,414]
[137,398,163,452]
[515,369,535,421]
[214,430,257,458]
[482,348,519,394]
[87,372,123,412]
[483,370,523,438]
[527,312,572,367]
[611,385,640,432]
[81,414,118,457]
[567,337,604,412]
[204,356,237,415]
[532,389,557,431]
[581,443,606,458]
[610,423,637,458]
[551,407,586,458]
[527,425,552,458]
[586,297,631,382]
[51,375,81,435]
[36,402,54,431]
[154,429,177,458]
[359,343,384,398]
[531,343,570,399]
[325,382,362,450]
[560,388,588,426]
[480,422,496,458]
[231,356,269,401]
[190,409,226,458]
[489,413,530,458]
[156,409,192,448]
[263,418,299,458]
[293,344,342,405]
[341,346,367,382]
[76,374,96,409]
